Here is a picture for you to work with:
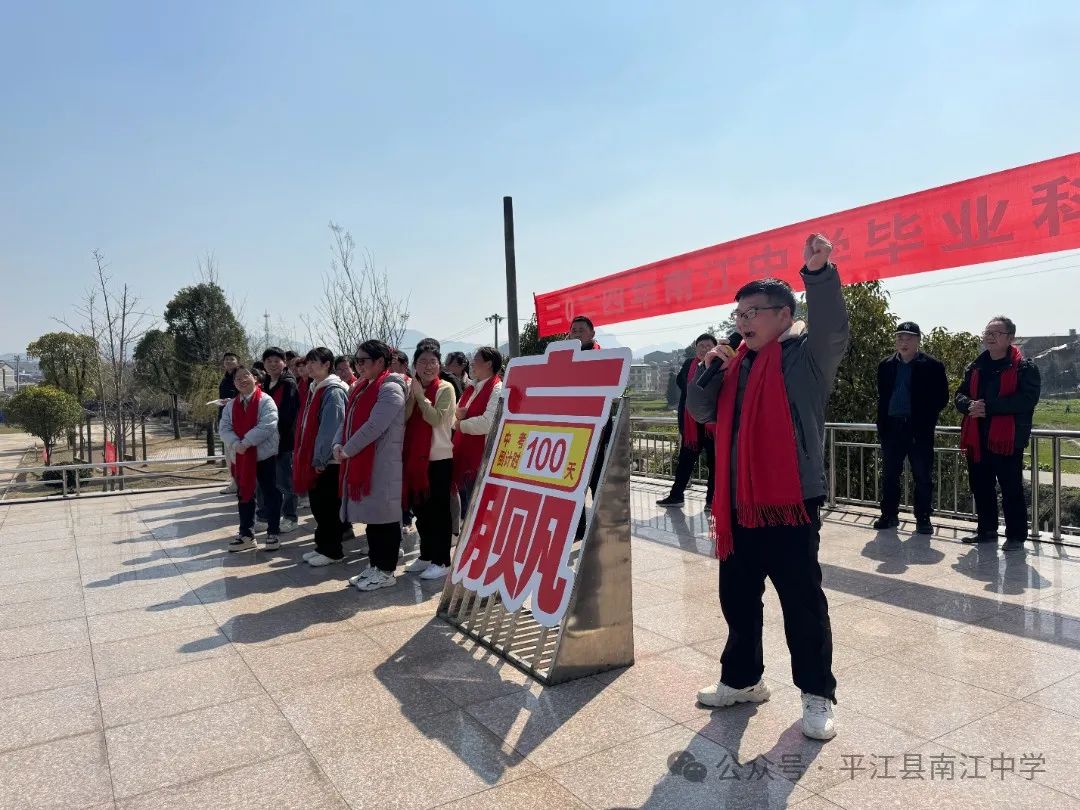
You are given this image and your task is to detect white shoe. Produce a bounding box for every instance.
[356,568,397,591]
[263,535,280,551]
[348,568,378,586]
[697,678,771,708]
[405,558,431,574]
[279,518,298,533]
[220,482,238,495]
[302,550,319,561]
[801,693,836,740]
[307,552,342,567]
[254,520,268,533]
[419,563,449,581]
[228,535,256,552]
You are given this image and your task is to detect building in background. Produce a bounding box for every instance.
[1019,328,1079,395]
[0,362,15,392]
[628,362,660,392]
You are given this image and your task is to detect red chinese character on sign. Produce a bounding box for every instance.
[942,195,1014,250]
[455,481,510,581]
[664,268,693,304]
[696,254,736,290]
[748,244,788,278]
[563,461,578,480]
[865,213,923,263]
[1032,176,1080,236]
[504,346,628,418]
[602,287,625,316]
[629,274,656,310]
[516,432,526,449]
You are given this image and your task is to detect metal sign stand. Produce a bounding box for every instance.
[437,400,634,684]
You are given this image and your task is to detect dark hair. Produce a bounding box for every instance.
[694,333,718,346]
[446,351,468,369]
[285,350,299,362]
[232,364,254,378]
[734,278,797,317]
[263,346,286,361]
[304,346,335,369]
[391,349,409,367]
[358,340,392,370]
[413,342,442,365]
[222,352,239,361]
[333,354,355,372]
[252,360,266,372]
[990,315,1017,336]
[571,315,594,331]
[475,346,503,376]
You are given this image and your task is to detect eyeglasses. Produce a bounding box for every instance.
[353,354,372,364]
[981,331,1008,339]
[733,305,784,321]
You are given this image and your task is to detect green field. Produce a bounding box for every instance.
[1034,398,1080,430]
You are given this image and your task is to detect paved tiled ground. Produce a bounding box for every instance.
[1,482,1080,809]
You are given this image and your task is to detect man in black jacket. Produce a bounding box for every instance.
[955,317,1041,549]
[657,333,719,510]
[260,347,300,532]
[874,322,949,534]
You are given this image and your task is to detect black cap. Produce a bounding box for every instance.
[895,321,921,337]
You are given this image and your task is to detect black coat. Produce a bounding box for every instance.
[266,369,300,449]
[955,351,1042,454]
[876,352,949,438]
[675,356,706,434]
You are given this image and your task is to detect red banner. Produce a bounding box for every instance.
[534,152,1080,335]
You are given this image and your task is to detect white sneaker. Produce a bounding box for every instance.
[228,535,256,552]
[356,568,397,591]
[801,693,836,740]
[697,678,771,708]
[419,563,449,581]
[220,482,238,495]
[405,558,431,574]
[307,552,343,567]
[348,568,378,587]
[263,535,280,551]
[279,518,298,533]
[302,550,319,561]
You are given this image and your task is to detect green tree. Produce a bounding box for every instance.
[164,282,247,392]
[25,332,97,456]
[6,386,85,464]
[921,327,981,427]
[821,281,896,424]
[519,314,568,357]
[133,329,183,439]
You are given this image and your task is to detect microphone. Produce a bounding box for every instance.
[695,331,742,389]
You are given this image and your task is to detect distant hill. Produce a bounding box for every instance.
[632,341,683,359]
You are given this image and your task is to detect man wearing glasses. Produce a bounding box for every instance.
[955,317,1042,549]
[686,234,849,741]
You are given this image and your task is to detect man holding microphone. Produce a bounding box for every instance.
[686,234,849,741]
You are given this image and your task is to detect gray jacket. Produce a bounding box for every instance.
[686,263,849,502]
[305,375,349,470]
[339,374,408,525]
[219,392,280,462]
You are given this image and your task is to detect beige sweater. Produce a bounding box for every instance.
[405,378,457,461]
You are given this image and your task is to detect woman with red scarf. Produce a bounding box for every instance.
[293,347,349,566]
[452,346,503,515]
[657,333,720,512]
[334,340,408,592]
[402,341,457,581]
[218,366,281,552]
[956,316,1042,549]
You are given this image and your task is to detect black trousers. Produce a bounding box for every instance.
[367,521,402,573]
[879,418,934,522]
[415,459,453,566]
[718,501,836,702]
[670,438,715,502]
[238,456,281,537]
[968,450,1027,540]
[309,467,343,559]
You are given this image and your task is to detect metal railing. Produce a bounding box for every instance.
[0,455,230,502]
[630,416,1080,543]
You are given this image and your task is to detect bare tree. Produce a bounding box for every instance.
[314,221,411,353]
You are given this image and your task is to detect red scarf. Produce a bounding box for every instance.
[452,375,500,492]
[229,387,262,503]
[682,358,702,449]
[960,345,1022,463]
[293,376,311,452]
[339,371,389,500]
[711,341,809,560]
[402,378,440,505]
[292,382,327,494]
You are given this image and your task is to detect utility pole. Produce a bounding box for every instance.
[13,354,20,392]
[263,311,271,353]
[503,197,520,358]
[486,314,505,349]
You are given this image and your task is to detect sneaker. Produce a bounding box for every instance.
[656,495,684,507]
[915,520,933,535]
[254,520,268,533]
[961,532,997,544]
[228,535,256,552]
[405,558,432,574]
[356,568,397,591]
[419,563,449,581]
[349,568,378,587]
[220,481,238,495]
[697,678,771,708]
[279,518,298,533]
[307,552,343,567]
[801,693,837,740]
[872,516,899,530]
[263,535,280,551]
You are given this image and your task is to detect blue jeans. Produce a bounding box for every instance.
[257,451,298,522]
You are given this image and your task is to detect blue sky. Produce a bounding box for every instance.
[3,1,1079,354]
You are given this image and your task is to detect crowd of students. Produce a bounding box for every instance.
[216,338,504,592]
